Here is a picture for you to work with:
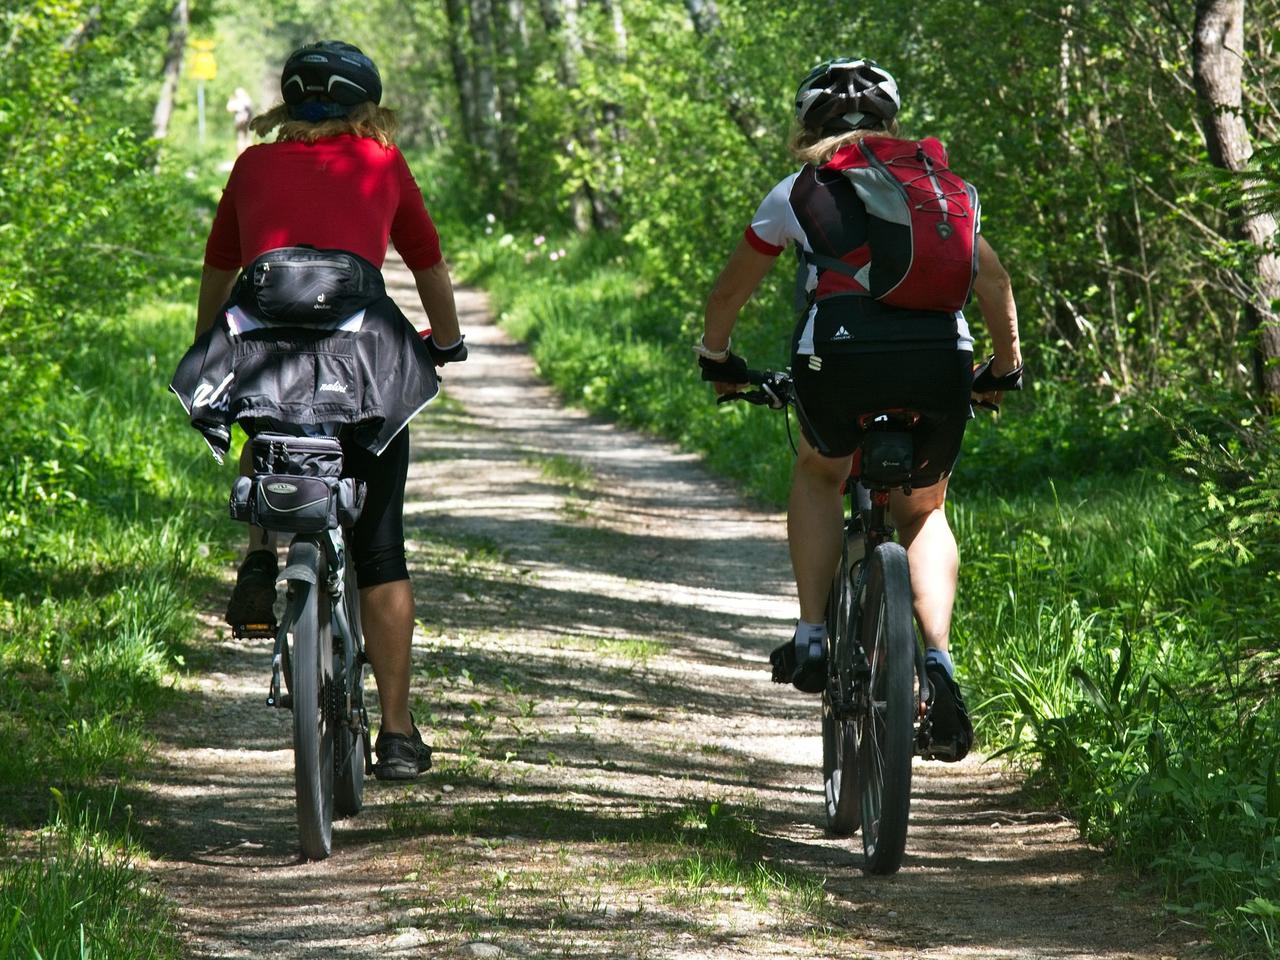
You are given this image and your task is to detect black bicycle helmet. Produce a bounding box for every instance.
[794,58,899,134]
[281,41,382,120]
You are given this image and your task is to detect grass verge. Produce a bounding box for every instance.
[0,296,232,952]
[0,790,182,960]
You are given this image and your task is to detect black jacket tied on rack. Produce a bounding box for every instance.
[170,248,438,463]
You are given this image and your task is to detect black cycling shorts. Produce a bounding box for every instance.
[342,427,410,588]
[791,349,974,488]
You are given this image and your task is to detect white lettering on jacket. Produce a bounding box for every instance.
[192,373,234,412]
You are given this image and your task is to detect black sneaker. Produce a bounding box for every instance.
[922,662,974,762]
[225,550,278,632]
[374,723,432,781]
[769,628,826,694]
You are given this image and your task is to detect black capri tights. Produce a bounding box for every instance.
[341,427,410,588]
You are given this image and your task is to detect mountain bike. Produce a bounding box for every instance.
[723,370,949,875]
[230,432,373,860]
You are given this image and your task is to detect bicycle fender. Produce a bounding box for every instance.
[279,539,322,585]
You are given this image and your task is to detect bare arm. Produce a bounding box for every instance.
[703,238,778,353]
[195,265,239,341]
[411,260,462,345]
[971,236,1022,376]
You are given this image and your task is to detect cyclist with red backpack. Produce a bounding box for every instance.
[697,58,1023,760]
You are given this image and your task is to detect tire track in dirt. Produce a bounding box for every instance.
[141,257,1205,960]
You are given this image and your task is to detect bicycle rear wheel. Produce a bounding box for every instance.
[857,542,915,875]
[334,565,365,819]
[286,573,335,860]
[822,525,861,837]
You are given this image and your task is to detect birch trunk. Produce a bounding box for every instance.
[538,0,601,231]
[683,0,768,159]
[151,0,188,140]
[1194,0,1280,400]
[495,0,525,203]
[470,0,501,168]
[444,0,479,146]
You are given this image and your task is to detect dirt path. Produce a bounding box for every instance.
[142,260,1204,960]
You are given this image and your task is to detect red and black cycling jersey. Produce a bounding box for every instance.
[204,134,442,272]
[747,163,974,356]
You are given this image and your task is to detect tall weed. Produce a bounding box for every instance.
[0,791,182,960]
[0,300,229,800]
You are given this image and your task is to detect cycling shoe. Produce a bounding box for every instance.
[921,662,974,762]
[225,550,278,633]
[374,722,433,781]
[769,628,826,694]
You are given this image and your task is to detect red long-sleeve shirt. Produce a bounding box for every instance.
[203,134,442,272]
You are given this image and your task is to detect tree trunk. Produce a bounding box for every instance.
[444,0,479,147]
[494,0,524,208]
[538,0,597,231]
[538,0,578,85]
[683,0,769,162]
[600,0,627,59]
[508,0,530,48]
[1193,0,1280,400]
[470,0,501,169]
[151,0,188,140]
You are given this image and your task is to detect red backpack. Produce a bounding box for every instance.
[808,136,980,313]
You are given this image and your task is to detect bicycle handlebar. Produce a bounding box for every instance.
[715,369,793,410]
[717,367,1005,413]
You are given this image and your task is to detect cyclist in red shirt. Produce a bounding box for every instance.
[195,42,464,780]
[698,59,1023,760]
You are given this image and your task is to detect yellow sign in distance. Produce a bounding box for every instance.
[189,39,217,81]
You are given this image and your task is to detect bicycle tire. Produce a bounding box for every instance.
[857,542,915,875]
[334,564,365,819]
[287,574,335,860]
[822,524,861,837]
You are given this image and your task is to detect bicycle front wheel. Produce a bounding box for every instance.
[857,542,915,875]
[822,527,861,837]
[286,574,335,860]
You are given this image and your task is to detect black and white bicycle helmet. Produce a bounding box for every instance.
[281,41,382,120]
[794,58,899,134]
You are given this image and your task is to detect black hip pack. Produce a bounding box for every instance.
[236,246,385,325]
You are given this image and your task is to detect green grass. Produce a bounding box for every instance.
[591,636,664,663]
[0,299,229,804]
[526,453,598,492]
[951,469,1280,952]
[0,791,182,960]
[617,801,826,914]
[393,797,827,943]
[0,296,233,955]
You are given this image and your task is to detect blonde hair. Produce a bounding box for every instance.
[249,101,399,147]
[787,118,901,167]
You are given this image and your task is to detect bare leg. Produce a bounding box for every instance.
[361,578,415,736]
[789,434,854,623]
[889,479,957,653]
[239,442,274,555]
